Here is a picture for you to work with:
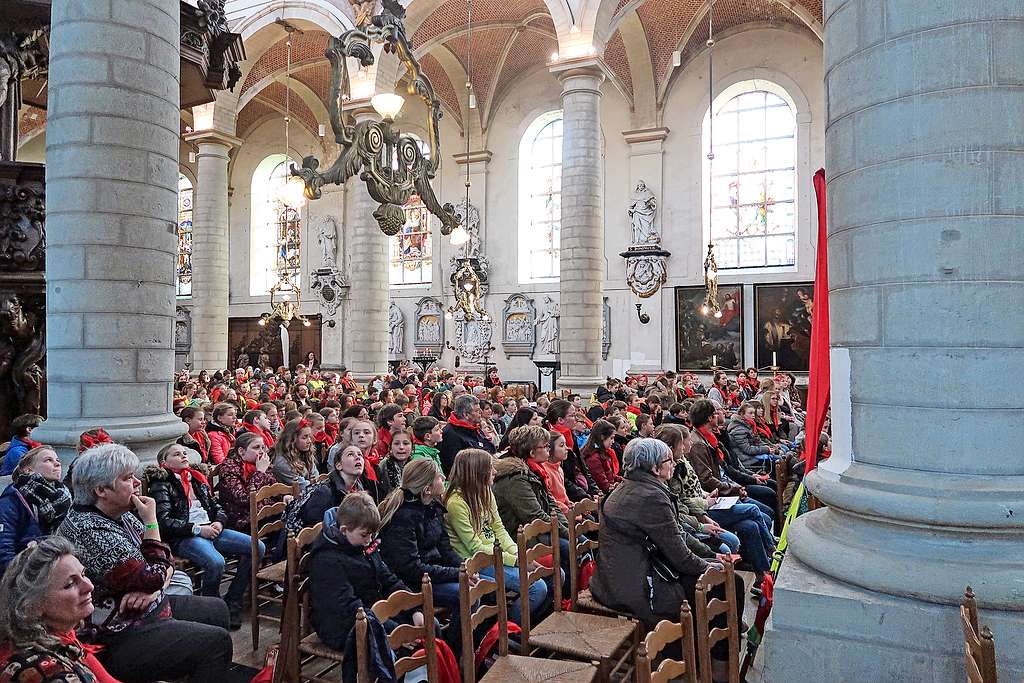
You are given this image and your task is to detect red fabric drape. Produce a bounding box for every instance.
[804,169,831,471]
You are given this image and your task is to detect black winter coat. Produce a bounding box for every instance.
[437,422,495,476]
[144,465,227,543]
[378,495,463,587]
[308,518,407,651]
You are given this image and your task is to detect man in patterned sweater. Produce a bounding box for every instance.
[57,444,232,683]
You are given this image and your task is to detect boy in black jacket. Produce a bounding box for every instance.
[308,492,423,651]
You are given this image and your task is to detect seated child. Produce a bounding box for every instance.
[308,492,423,651]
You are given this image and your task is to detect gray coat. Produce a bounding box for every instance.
[726,415,771,468]
[590,469,709,627]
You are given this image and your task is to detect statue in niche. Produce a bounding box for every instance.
[388,301,405,357]
[628,180,659,246]
[535,296,560,356]
[316,216,339,269]
[0,292,43,416]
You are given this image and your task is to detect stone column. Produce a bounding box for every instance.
[343,104,389,381]
[763,4,1024,680]
[552,61,606,398]
[36,0,186,462]
[316,180,348,371]
[185,129,239,372]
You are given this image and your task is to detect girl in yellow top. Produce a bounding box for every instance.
[443,448,549,625]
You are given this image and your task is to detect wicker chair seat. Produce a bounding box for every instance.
[256,560,286,583]
[482,654,599,683]
[298,632,345,662]
[529,611,635,660]
[576,590,628,618]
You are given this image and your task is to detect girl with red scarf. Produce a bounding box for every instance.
[237,409,275,449]
[580,419,621,494]
[214,432,279,533]
[176,407,212,463]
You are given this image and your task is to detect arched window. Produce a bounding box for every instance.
[703,83,796,269]
[250,154,302,295]
[176,174,193,297]
[518,111,562,282]
[390,136,433,286]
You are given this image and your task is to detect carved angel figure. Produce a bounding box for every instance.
[348,0,378,27]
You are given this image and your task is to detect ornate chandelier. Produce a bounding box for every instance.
[701,2,721,321]
[259,276,311,328]
[291,0,460,237]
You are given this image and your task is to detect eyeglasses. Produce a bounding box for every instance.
[658,458,674,466]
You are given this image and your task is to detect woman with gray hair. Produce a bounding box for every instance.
[56,443,232,683]
[589,438,745,680]
[0,537,116,683]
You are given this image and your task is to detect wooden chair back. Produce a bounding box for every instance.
[960,586,998,683]
[249,480,300,650]
[370,574,439,680]
[636,602,698,683]
[516,514,561,648]
[694,563,741,683]
[457,543,508,683]
[281,523,324,683]
[566,497,601,609]
[775,455,788,523]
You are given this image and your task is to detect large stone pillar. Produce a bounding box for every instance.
[343,104,389,381]
[553,62,606,398]
[185,129,239,372]
[763,4,1024,680]
[36,0,186,462]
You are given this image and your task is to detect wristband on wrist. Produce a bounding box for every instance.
[697,523,704,533]
[144,522,159,530]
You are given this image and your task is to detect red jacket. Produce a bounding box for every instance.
[583,446,621,494]
[206,422,236,465]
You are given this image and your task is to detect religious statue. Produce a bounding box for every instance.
[348,0,378,27]
[316,216,339,269]
[535,297,560,356]
[0,292,44,416]
[451,259,486,319]
[388,301,405,357]
[628,180,659,246]
[0,30,47,161]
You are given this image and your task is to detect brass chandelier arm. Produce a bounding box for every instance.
[291,0,460,237]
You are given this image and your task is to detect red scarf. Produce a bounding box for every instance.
[162,464,209,500]
[240,459,257,482]
[549,423,574,452]
[526,458,551,489]
[325,422,340,443]
[605,446,620,476]
[697,426,725,461]
[626,405,642,416]
[21,436,43,449]
[59,631,120,683]
[769,404,780,429]
[447,414,479,432]
[240,422,275,448]
[188,430,209,462]
[314,430,334,448]
[754,417,773,439]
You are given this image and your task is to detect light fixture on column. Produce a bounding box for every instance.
[701,1,721,320]
[291,0,460,237]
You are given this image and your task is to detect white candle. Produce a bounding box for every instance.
[772,351,778,367]
[712,355,717,367]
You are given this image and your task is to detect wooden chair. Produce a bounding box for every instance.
[636,602,698,683]
[961,586,998,683]
[459,543,599,683]
[249,481,300,650]
[365,574,440,682]
[280,523,343,683]
[566,498,633,620]
[517,516,638,681]
[694,563,741,683]
[775,455,789,524]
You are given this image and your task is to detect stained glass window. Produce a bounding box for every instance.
[250,154,301,295]
[176,174,193,296]
[705,88,796,269]
[519,111,562,282]
[390,196,433,285]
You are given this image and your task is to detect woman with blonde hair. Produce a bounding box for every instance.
[0,447,71,574]
[444,449,548,625]
[378,458,467,649]
[272,418,319,492]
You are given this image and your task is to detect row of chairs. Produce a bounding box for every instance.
[259,491,744,683]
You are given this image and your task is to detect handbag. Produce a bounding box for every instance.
[642,537,680,582]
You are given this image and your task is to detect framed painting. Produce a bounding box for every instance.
[674,285,744,371]
[754,283,814,371]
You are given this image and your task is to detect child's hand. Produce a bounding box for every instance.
[412,611,424,627]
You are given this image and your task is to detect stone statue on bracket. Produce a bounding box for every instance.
[628,180,659,245]
[621,179,671,299]
[316,215,339,270]
[388,301,405,358]
[534,296,559,356]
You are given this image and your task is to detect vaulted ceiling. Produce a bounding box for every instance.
[18,0,824,144]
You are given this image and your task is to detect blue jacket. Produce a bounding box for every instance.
[0,484,43,573]
[0,437,32,476]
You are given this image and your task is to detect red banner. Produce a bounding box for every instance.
[804,169,831,471]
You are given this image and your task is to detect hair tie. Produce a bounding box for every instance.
[78,428,113,453]
[298,418,312,429]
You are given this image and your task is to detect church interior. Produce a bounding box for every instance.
[0,0,1021,681]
